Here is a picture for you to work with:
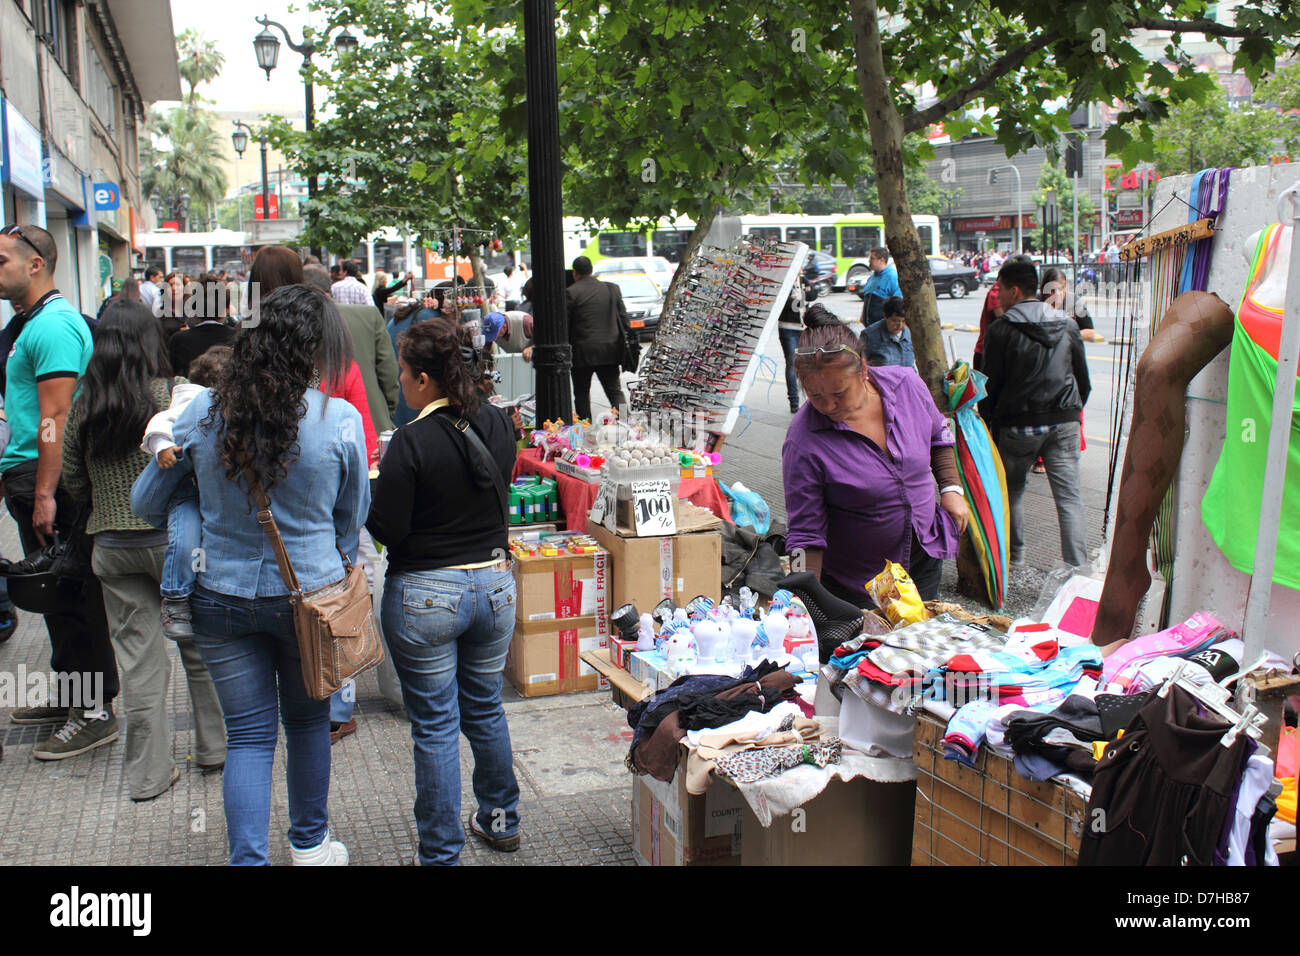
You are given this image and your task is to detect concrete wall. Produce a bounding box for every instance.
[1143,163,1300,661]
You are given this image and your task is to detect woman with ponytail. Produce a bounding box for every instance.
[366,316,520,866]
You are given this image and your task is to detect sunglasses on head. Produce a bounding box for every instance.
[794,344,856,357]
[1,224,43,259]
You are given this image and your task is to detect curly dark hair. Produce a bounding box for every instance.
[398,317,483,417]
[74,301,172,461]
[204,285,350,497]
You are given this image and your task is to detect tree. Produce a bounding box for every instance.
[140,107,229,232]
[1031,161,1096,251]
[260,1,529,287]
[847,0,1300,400]
[1148,79,1300,175]
[176,29,225,111]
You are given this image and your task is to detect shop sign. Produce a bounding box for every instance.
[1115,208,1144,226]
[3,99,45,199]
[955,214,1035,232]
[93,183,121,210]
[43,148,84,207]
[631,479,676,537]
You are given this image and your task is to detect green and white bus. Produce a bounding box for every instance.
[564,213,940,289]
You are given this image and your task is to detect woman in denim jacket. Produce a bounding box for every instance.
[132,285,370,865]
[366,318,519,866]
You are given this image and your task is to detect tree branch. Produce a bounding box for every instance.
[903,30,1062,134]
[1135,17,1274,39]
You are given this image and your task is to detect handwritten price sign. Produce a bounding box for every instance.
[631,480,676,537]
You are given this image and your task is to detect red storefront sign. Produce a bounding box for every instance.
[956,214,1036,232]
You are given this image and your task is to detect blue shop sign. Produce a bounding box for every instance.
[93,182,120,210]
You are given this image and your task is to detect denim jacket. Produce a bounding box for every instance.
[130,387,370,599]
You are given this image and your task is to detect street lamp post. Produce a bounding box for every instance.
[231,120,252,233]
[149,190,192,232]
[252,14,358,255]
[987,164,1022,253]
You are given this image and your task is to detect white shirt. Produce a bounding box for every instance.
[502,272,525,302]
[331,276,372,306]
[139,281,160,310]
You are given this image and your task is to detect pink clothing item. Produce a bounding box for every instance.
[1101,612,1232,690]
[321,361,380,470]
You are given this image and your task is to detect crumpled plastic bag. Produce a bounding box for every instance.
[866,560,929,628]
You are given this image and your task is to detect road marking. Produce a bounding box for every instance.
[1085,435,1113,446]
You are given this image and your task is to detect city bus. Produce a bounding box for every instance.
[139,229,268,277]
[564,213,940,288]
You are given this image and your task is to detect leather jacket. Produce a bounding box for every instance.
[979,299,1090,428]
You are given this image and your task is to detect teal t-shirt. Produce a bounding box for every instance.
[1,294,94,473]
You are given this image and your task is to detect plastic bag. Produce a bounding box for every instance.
[718,480,771,534]
[866,560,929,628]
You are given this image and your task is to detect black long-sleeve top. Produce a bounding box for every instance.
[366,401,516,574]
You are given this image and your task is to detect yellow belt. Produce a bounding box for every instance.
[441,558,511,571]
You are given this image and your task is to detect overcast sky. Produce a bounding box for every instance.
[164,0,327,115]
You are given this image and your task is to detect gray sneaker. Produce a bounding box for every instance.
[161,596,194,640]
[33,708,119,761]
[10,705,71,725]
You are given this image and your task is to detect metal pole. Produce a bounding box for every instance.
[304,67,319,257]
[1241,183,1300,659]
[524,0,573,423]
[1072,170,1079,300]
[260,135,270,232]
[1012,165,1022,253]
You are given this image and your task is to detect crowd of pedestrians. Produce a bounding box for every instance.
[0,226,522,867]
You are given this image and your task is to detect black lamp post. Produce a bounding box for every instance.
[253,15,358,255]
[149,190,192,231]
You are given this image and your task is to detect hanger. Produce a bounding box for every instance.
[1156,660,1269,751]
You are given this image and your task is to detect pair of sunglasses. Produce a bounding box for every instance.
[1,224,43,258]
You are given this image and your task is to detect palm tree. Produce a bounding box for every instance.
[141,107,229,231]
[177,29,225,112]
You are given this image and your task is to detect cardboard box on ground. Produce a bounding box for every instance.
[507,548,611,697]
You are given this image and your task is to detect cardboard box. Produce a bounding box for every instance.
[632,752,744,866]
[506,618,607,697]
[512,549,610,626]
[587,519,721,616]
[911,712,1086,865]
[628,650,671,690]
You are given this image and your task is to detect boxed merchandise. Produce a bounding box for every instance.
[632,750,744,866]
[512,549,610,625]
[609,636,638,670]
[587,518,721,615]
[629,649,672,690]
[507,618,607,698]
[911,711,1086,866]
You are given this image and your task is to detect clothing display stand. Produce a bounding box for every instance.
[1240,182,1300,662]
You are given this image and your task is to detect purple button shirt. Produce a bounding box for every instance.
[782,364,959,594]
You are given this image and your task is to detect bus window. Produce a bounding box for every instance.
[916,225,934,256]
[144,247,167,275]
[172,247,207,275]
[651,229,690,262]
[212,246,245,274]
[598,231,647,258]
[840,226,880,259]
[819,227,837,255]
[786,226,816,246]
[375,241,407,274]
[746,227,782,242]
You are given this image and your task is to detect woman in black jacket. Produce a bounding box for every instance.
[366,317,520,866]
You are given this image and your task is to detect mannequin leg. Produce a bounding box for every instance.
[1092,291,1234,646]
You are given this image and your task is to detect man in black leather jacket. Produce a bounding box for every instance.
[979,257,1091,568]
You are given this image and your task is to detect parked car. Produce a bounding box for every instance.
[592,256,676,289]
[600,271,664,341]
[927,257,980,298]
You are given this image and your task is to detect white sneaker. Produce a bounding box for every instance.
[290,830,350,866]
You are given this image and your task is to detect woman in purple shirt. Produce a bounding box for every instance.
[782,323,969,606]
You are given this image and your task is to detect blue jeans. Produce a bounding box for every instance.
[778,326,802,408]
[997,421,1089,568]
[160,480,200,599]
[190,586,333,865]
[382,566,520,866]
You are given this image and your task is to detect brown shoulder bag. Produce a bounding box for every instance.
[248,472,385,700]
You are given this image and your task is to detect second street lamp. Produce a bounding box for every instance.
[252,14,357,255]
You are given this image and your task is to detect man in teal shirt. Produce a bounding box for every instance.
[0,224,118,759]
[858,246,902,326]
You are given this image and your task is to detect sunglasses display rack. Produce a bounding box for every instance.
[628,237,810,435]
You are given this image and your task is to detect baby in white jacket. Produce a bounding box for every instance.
[140,346,231,639]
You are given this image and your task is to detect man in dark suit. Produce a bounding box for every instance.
[566,256,627,420]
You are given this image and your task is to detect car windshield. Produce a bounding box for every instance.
[605,274,661,298]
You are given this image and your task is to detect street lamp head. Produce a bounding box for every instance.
[334,28,359,56]
[231,127,248,157]
[254,25,280,79]
[148,193,162,218]
[178,191,192,220]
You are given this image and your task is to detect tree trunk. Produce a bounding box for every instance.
[469,247,487,304]
[658,200,718,320]
[849,0,947,406]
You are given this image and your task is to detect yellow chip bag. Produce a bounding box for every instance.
[866,560,929,628]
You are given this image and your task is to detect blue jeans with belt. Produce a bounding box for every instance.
[190,586,333,865]
[382,566,520,866]
[778,326,802,409]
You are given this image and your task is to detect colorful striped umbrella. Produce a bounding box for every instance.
[944,361,1010,609]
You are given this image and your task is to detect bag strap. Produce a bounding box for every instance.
[245,469,305,597]
[433,409,509,527]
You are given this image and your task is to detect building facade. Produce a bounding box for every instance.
[1,0,180,317]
